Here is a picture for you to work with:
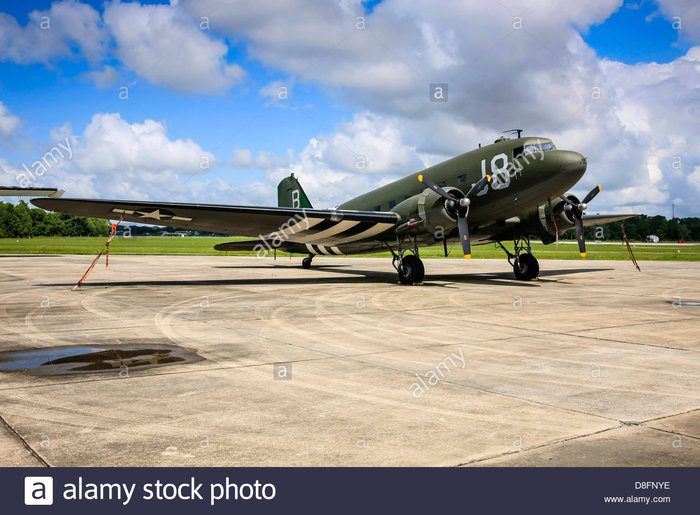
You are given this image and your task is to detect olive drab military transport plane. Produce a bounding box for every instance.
[25,131,635,285]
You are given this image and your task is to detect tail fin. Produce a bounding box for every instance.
[277,173,312,208]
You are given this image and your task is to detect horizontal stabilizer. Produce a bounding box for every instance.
[0,186,64,198]
[215,240,267,251]
[214,239,299,253]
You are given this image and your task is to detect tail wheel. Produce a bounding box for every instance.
[398,254,425,284]
[302,256,313,269]
[513,253,539,280]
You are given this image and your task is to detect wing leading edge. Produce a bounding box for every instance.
[31,198,400,246]
[581,213,637,226]
[1,186,64,197]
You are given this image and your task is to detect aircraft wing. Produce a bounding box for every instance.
[31,198,400,245]
[581,213,637,226]
[1,186,64,197]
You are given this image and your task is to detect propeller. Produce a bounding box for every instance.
[558,184,601,257]
[418,174,491,259]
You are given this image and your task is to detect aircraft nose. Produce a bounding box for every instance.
[558,151,587,181]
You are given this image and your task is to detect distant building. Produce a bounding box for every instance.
[645,234,660,243]
[160,231,190,237]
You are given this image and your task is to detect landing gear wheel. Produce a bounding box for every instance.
[398,254,425,285]
[513,253,539,280]
[302,256,313,269]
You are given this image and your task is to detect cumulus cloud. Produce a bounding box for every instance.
[265,146,380,209]
[243,112,429,208]
[72,112,214,176]
[569,46,700,214]
[81,65,121,89]
[0,158,20,185]
[655,0,700,44]
[5,112,213,200]
[0,1,246,95]
[103,1,245,94]
[183,0,621,123]
[260,80,294,107]
[224,148,289,169]
[0,101,21,138]
[184,0,418,103]
[0,0,106,64]
[179,0,700,216]
[310,112,425,176]
[688,166,700,190]
[1,111,218,200]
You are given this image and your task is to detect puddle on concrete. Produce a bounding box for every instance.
[0,344,203,376]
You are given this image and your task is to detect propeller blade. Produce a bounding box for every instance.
[418,173,491,261]
[465,174,492,199]
[561,185,601,207]
[582,184,602,204]
[419,174,492,202]
[575,217,586,257]
[458,216,471,259]
[560,194,574,206]
[418,174,453,202]
[443,237,448,257]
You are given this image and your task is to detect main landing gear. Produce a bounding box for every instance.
[496,236,540,281]
[386,234,424,285]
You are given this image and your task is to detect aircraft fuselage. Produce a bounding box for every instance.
[327,136,587,253]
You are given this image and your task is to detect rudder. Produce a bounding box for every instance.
[277,173,312,208]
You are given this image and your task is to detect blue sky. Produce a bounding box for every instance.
[0,0,698,216]
[582,0,691,63]
[0,9,352,186]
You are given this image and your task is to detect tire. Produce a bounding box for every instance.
[302,257,312,269]
[513,253,539,280]
[398,254,424,284]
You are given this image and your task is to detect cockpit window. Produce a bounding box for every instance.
[523,141,556,154]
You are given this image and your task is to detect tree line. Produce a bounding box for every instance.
[0,201,225,238]
[0,201,109,238]
[562,214,700,242]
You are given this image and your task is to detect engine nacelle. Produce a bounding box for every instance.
[392,186,464,238]
[515,193,580,244]
[541,194,581,235]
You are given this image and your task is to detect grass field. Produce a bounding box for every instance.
[1,236,698,261]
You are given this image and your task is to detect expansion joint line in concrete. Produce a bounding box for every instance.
[0,413,49,467]
[457,406,700,466]
[454,424,623,467]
